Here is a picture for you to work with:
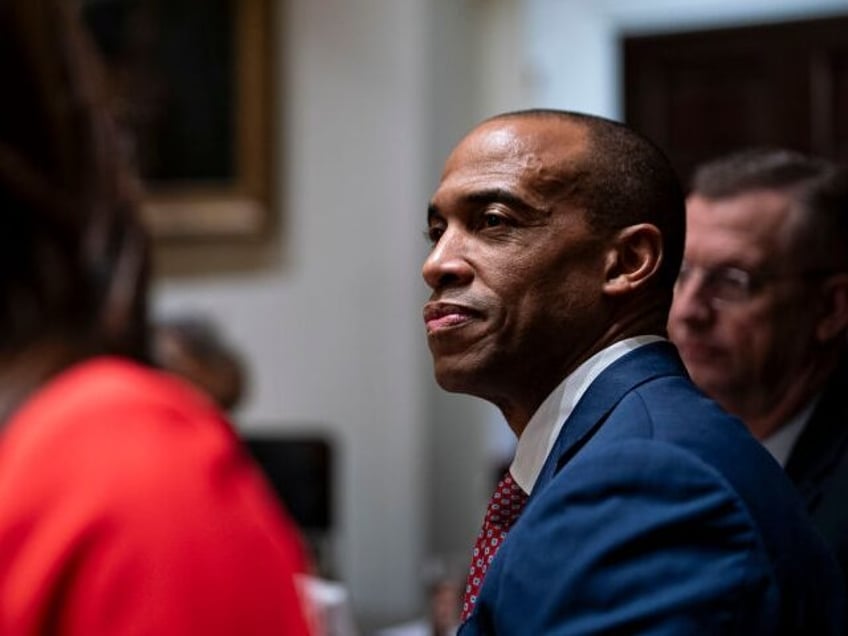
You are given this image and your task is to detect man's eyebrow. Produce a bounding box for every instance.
[467,188,519,208]
[428,188,551,221]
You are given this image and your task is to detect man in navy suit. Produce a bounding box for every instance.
[669,148,848,598]
[422,110,845,634]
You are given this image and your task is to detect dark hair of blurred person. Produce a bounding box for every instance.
[0,2,312,633]
[152,316,247,413]
[669,147,848,596]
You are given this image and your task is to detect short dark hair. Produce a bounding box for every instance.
[490,109,686,291]
[691,148,848,270]
[0,0,149,358]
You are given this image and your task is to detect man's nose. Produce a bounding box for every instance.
[422,227,474,290]
[670,272,714,325]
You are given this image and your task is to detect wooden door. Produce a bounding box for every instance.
[624,16,848,182]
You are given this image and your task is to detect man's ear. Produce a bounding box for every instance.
[816,273,848,342]
[602,224,663,296]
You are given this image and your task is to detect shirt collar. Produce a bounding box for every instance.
[510,336,665,494]
[761,395,820,467]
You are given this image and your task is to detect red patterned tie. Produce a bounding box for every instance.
[460,471,529,621]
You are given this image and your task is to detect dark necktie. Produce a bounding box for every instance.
[460,471,529,621]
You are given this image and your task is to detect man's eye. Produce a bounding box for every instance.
[712,273,749,295]
[425,226,444,244]
[482,213,505,228]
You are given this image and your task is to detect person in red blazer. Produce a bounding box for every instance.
[0,2,313,634]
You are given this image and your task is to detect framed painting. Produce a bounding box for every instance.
[82,0,274,240]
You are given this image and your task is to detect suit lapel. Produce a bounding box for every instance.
[532,341,686,499]
[784,357,848,504]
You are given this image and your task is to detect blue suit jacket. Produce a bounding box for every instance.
[460,342,846,635]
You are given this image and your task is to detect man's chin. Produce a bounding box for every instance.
[431,354,486,395]
[687,366,736,401]
[433,365,472,394]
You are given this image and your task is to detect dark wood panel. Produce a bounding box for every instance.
[624,15,848,183]
[814,51,848,164]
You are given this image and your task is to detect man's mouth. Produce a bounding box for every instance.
[423,302,481,333]
[676,339,723,363]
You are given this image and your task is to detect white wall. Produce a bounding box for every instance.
[156,0,436,626]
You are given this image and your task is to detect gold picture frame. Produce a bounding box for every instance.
[84,0,274,241]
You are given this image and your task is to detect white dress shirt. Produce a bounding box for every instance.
[510,336,665,494]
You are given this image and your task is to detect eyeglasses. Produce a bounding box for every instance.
[675,262,836,306]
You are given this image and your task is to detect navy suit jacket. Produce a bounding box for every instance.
[460,342,846,635]
[785,357,848,597]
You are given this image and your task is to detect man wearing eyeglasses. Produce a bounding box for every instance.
[668,148,848,590]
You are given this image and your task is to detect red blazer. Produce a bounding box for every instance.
[0,357,312,635]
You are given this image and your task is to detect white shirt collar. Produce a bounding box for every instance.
[510,336,665,494]
[761,395,820,467]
